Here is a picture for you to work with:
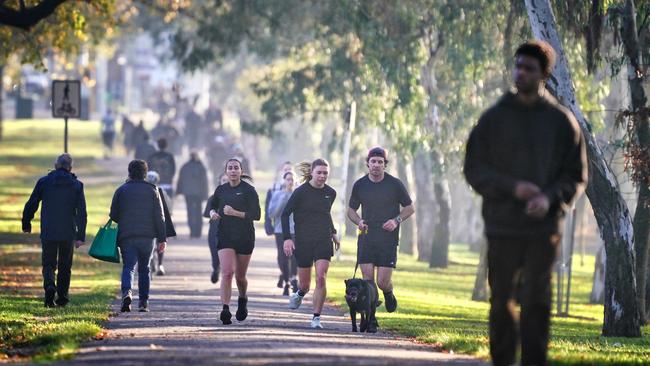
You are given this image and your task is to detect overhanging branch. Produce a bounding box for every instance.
[0,0,67,31]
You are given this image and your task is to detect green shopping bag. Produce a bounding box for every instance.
[88,219,120,263]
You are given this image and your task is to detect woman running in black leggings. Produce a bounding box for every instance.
[210,158,261,324]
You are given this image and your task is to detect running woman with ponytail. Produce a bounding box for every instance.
[210,158,261,325]
[282,159,340,329]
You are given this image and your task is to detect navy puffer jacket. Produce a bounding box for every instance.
[109,180,166,243]
[22,169,87,242]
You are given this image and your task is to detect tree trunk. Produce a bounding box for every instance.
[502,0,518,88]
[0,64,4,141]
[472,236,489,302]
[413,151,435,262]
[430,150,450,268]
[591,243,606,304]
[634,186,650,323]
[397,156,416,255]
[419,40,450,267]
[525,0,641,337]
[646,268,650,320]
[621,0,650,326]
[345,147,361,237]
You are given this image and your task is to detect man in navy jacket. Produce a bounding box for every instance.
[22,154,87,308]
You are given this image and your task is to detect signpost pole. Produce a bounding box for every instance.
[52,80,80,153]
[64,116,69,153]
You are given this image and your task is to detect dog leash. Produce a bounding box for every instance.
[353,230,367,279]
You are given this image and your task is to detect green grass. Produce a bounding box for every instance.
[327,239,650,365]
[0,119,121,363]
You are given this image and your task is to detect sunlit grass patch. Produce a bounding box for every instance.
[327,238,650,365]
[0,119,120,363]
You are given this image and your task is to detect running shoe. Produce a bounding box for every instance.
[289,292,304,309]
[121,295,132,313]
[157,265,166,276]
[220,306,232,325]
[384,291,397,313]
[236,297,248,321]
[283,284,290,296]
[311,316,323,329]
[210,271,219,284]
[138,300,149,312]
[277,275,284,288]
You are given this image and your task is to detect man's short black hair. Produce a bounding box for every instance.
[128,160,148,180]
[515,40,556,77]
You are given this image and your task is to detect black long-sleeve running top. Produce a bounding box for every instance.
[281,182,336,242]
[211,180,261,243]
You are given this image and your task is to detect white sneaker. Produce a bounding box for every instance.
[311,316,323,329]
[289,292,303,309]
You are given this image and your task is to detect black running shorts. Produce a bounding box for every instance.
[294,239,333,268]
[217,238,254,255]
[357,236,397,268]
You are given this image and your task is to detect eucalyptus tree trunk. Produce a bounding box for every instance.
[397,157,416,255]
[0,64,4,141]
[413,151,435,262]
[525,0,641,337]
[472,237,489,302]
[421,37,451,268]
[591,244,606,304]
[621,0,650,325]
[430,150,450,268]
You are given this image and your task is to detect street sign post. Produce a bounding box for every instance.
[52,80,81,152]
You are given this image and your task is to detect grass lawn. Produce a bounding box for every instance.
[327,239,650,365]
[0,119,122,363]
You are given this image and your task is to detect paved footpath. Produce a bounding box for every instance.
[59,160,487,366]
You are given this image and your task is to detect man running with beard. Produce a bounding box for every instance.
[347,147,414,332]
[282,159,340,329]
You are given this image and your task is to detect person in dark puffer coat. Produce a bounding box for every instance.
[110,160,167,313]
[22,153,87,308]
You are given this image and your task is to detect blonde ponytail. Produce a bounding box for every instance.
[296,161,313,184]
[297,158,330,184]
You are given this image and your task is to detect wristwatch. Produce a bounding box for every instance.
[395,216,403,224]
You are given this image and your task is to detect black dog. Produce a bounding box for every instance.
[345,278,381,333]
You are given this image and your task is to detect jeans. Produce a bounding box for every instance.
[208,220,220,272]
[120,238,155,301]
[42,240,74,301]
[185,195,204,238]
[487,235,559,366]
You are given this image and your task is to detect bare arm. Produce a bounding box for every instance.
[347,207,367,231]
[398,204,415,221]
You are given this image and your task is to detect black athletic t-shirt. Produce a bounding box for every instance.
[349,173,412,245]
[281,182,337,243]
[211,180,261,244]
